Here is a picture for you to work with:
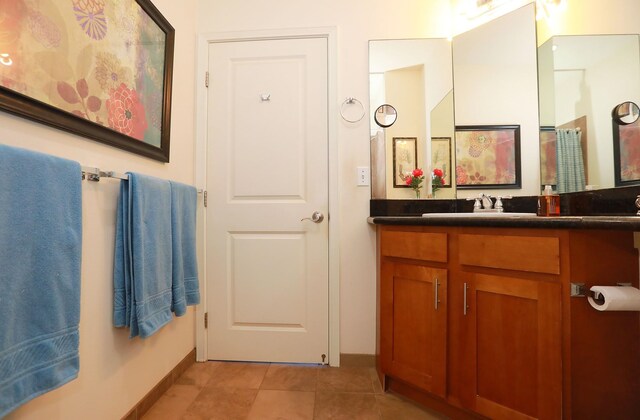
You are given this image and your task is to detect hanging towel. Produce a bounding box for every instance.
[113,173,173,338]
[169,181,200,316]
[556,128,586,193]
[0,144,82,417]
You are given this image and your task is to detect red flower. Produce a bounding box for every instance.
[106,83,147,140]
[433,168,443,178]
[405,177,413,186]
[412,168,424,177]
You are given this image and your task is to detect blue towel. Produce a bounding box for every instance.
[169,181,200,316]
[113,173,173,338]
[0,144,82,417]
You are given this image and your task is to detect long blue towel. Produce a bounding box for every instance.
[0,144,82,417]
[169,181,200,316]
[113,173,173,338]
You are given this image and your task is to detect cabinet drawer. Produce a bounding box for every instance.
[380,230,447,263]
[459,234,559,274]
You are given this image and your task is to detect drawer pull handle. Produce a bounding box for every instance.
[434,278,439,310]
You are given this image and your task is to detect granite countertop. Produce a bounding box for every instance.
[368,214,640,230]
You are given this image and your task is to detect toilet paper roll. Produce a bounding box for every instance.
[587,286,640,311]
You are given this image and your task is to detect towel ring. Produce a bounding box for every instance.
[340,97,365,123]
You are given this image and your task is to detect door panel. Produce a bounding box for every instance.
[206,37,328,363]
[465,273,562,420]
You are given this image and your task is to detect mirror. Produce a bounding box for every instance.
[612,101,640,125]
[370,1,640,200]
[369,39,454,199]
[374,104,398,128]
[538,35,640,192]
[452,3,538,197]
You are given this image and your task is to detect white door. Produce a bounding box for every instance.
[206,37,329,364]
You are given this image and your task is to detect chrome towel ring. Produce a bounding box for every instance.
[340,97,365,123]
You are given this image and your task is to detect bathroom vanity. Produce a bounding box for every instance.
[372,215,640,420]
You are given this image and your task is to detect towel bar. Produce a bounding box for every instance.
[80,165,203,194]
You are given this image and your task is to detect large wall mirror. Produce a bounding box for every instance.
[369,39,453,199]
[370,0,640,200]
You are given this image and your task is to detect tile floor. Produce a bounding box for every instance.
[142,361,448,419]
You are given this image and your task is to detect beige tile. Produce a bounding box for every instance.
[375,393,448,420]
[183,387,258,420]
[369,368,383,394]
[141,384,202,420]
[261,364,319,391]
[247,390,315,420]
[175,362,220,388]
[205,361,269,389]
[317,367,375,393]
[314,391,380,420]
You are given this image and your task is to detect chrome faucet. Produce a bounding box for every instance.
[466,194,512,212]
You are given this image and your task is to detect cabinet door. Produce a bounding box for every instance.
[461,273,562,420]
[380,262,447,397]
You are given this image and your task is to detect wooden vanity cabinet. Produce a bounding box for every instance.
[378,227,448,398]
[377,225,640,420]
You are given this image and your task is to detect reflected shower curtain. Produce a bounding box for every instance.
[556,128,586,193]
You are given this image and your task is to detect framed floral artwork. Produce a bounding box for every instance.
[455,125,521,189]
[0,0,175,162]
[392,137,417,188]
[539,126,557,187]
[613,118,640,186]
[431,137,451,188]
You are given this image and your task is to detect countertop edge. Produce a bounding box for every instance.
[367,216,640,230]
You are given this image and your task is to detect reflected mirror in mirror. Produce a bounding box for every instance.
[374,104,397,128]
[613,101,640,125]
[538,34,640,193]
[369,38,454,200]
[453,3,538,198]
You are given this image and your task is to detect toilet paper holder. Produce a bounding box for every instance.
[570,282,632,298]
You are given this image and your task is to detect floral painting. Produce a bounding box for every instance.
[614,120,640,186]
[431,137,451,187]
[539,127,557,186]
[455,125,521,189]
[0,0,174,161]
[392,137,417,188]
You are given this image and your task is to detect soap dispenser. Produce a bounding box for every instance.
[537,185,560,216]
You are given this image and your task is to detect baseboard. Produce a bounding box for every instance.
[121,348,196,420]
[339,353,376,368]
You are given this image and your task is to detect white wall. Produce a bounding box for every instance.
[197,0,451,355]
[1,0,198,418]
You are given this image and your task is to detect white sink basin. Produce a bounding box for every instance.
[422,212,537,218]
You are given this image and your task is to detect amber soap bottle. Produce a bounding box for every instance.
[537,185,560,216]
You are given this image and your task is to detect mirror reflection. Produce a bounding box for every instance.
[538,34,640,192]
[374,104,398,128]
[613,101,640,125]
[369,39,453,199]
[369,2,640,200]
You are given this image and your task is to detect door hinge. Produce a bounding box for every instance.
[204,312,208,328]
[203,190,208,207]
[205,71,209,88]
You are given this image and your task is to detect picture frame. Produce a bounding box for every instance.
[431,137,452,188]
[613,119,640,186]
[455,125,521,189]
[0,0,175,162]
[392,137,417,188]
[539,126,557,187]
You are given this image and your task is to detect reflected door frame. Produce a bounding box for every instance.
[194,27,340,366]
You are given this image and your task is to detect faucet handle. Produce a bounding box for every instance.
[494,195,512,210]
[466,196,482,211]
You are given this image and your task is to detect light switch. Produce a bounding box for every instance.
[357,167,370,186]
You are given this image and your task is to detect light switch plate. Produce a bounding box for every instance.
[357,167,370,186]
